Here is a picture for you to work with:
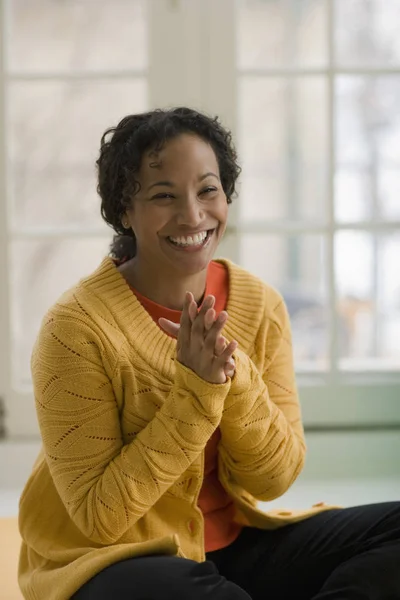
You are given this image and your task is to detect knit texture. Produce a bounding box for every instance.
[131,260,242,553]
[18,257,340,600]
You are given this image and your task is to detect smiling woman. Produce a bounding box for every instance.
[118,133,229,307]
[17,107,400,600]
[96,108,240,309]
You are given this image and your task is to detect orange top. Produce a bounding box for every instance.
[131,261,243,552]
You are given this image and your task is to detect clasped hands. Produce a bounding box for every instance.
[159,293,237,385]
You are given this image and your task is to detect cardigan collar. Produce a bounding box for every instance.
[81,256,265,380]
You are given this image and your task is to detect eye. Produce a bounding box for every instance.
[151,193,174,200]
[201,186,217,195]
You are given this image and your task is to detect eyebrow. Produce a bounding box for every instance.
[147,172,219,191]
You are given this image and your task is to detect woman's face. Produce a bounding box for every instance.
[125,133,229,276]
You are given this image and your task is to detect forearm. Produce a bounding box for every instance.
[76,366,228,544]
[218,349,306,501]
[34,317,230,545]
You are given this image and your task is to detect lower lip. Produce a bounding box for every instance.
[166,230,214,253]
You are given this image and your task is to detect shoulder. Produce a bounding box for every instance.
[217,258,289,333]
[35,257,125,352]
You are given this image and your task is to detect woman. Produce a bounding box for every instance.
[18,108,399,600]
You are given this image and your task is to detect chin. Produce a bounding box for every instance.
[174,255,212,276]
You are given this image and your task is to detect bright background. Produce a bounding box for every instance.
[0,0,399,514]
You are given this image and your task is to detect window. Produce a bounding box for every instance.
[235,0,400,427]
[1,0,399,437]
[0,0,148,435]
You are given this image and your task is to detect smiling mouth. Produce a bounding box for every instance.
[166,229,215,251]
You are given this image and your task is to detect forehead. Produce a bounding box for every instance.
[140,134,219,179]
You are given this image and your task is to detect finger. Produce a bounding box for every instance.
[218,339,238,363]
[204,308,216,331]
[215,335,228,356]
[191,295,215,339]
[158,318,180,338]
[200,294,216,311]
[188,299,198,323]
[224,364,235,378]
[199,295,215,317]
[203,311,228,352]
[222,352,235,377]
[178,292,193,351]
[226,357,235,369]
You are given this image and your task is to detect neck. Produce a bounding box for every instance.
[119,256,209,310]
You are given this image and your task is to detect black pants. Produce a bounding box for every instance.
[71,502,400,599]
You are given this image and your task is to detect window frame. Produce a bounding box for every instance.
[234,0,400,428]
[0,0,399,438]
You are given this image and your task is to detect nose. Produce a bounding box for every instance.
[175,195,204,228]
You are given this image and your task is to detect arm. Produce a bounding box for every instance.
[218,295,306,502]
[33,312,230,545]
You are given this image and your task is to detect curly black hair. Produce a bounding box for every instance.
[96,107,241,260]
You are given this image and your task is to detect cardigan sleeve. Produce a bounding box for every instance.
[218,292,306,502]
[32,311,230,545]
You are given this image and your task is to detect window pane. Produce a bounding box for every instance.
[335,76,400,222]
[378,168,400,221]
[240,234,328,371]
[336,231,400,370]
[10,238,112,387]
[8,0,147,73]
[239,77,328,222]
[237,0,328,70]
[334,168,372,222]
[335,0,400,67]
[8,80,147,229]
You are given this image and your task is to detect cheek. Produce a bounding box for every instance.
[215,198,229,221]
[132,208,168,239]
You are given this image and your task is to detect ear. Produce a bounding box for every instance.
[121,211,130,230]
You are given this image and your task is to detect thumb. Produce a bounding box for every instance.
[158,318,181,338]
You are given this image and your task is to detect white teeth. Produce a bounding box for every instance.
[169,231,208,246]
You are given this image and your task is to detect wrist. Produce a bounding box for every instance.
[228,349,254,395]
[174,360,231,416]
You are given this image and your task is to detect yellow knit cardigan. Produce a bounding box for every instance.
[18,257,338,600]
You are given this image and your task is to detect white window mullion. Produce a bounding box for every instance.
[0,0,12,425]
[15,220,400,241]
[225,221,400,234]
[327,0,338,379]
[11,227,113,240]
[7,70,146,81]
[237,67,400,77]
[148,0,240,264]
[205,0,239,264]
[148,0,205,111]
[1,0,31,439]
